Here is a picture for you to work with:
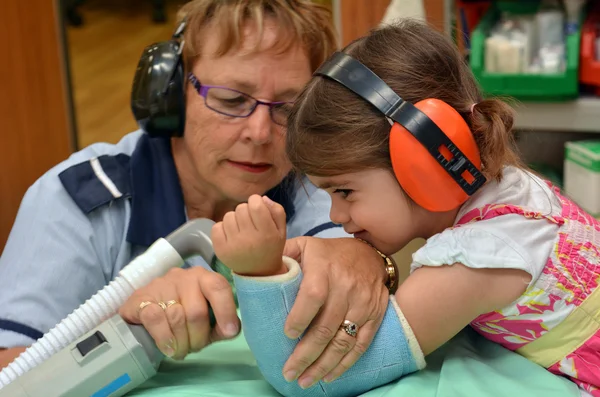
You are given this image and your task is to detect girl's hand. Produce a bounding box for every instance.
[212,195,287,277]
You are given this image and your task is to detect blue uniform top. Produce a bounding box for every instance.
[0,130,347,348]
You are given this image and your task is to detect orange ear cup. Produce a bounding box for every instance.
[389,98,482,212]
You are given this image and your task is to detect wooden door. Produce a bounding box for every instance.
[424,0,447,32]
[338,0,390,46]
[338,0,448,46]
[0,0,74,250]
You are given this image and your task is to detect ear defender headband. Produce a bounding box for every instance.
[131,19,187,138]
[315,51,486,212]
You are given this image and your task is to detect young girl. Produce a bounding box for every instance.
[212,20,598,397]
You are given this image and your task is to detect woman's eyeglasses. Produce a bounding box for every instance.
[188,73,293,127]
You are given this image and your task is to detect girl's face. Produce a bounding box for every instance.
[309,169,422,255]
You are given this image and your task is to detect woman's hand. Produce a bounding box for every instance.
[119,266,240,359]
[212,195,287,277]
[281,237,390,388]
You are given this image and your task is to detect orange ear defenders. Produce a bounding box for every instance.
[314,52,486,212]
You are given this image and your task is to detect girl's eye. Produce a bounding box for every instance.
[333,189,353,199]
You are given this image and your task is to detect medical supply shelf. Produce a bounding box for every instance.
[513,97,600,133]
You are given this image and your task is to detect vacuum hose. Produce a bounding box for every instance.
[0,218,215,389]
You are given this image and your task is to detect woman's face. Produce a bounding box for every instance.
[179,19,312,203]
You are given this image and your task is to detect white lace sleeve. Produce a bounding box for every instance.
[411,214,559,287]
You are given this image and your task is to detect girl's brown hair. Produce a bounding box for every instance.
[287,19,523,182]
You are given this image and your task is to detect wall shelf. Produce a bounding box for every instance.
[513,97,600,133]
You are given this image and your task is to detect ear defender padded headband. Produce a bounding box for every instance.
[315,51,486,212]
[131,19,187,138]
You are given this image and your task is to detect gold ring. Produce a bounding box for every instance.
[157,301,168,310]
[138,301,154,315]
[165,300,179,308]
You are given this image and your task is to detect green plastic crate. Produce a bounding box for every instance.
[469,1,582,101]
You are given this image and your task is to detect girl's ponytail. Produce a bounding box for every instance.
[470,98,524,182]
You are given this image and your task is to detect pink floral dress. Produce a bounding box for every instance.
[459,184,600,395]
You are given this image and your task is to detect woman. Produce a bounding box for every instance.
[0,0,391,386]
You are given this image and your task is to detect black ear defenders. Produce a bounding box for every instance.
[131,19,187,138]
[315,52,486,212]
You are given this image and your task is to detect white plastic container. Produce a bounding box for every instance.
[564,140,600,216]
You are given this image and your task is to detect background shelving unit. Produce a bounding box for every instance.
[514,98,600,133]
[453,0,600,134]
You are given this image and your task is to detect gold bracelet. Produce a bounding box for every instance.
[355,238,399,294]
